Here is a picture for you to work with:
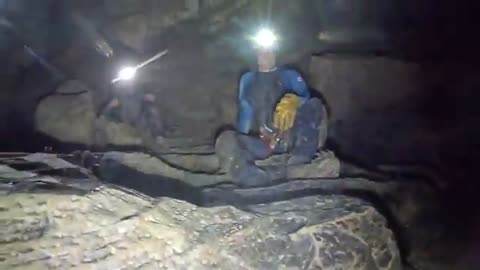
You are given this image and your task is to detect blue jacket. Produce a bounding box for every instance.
[237,68,310,134]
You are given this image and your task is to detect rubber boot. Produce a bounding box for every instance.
[216,131,282,187]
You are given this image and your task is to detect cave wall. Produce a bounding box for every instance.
[307,0,480,186]
[309,56,434,165]
[0,0,52,83]
[314,0,399,48]
[309,54,480,189]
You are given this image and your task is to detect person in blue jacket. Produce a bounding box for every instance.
[216,29,327,187]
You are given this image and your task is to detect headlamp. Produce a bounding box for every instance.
[252,28,278,49]
[117,66,137,81]
[111,49,169,83]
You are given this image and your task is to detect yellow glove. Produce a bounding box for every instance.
[274,93,300,131]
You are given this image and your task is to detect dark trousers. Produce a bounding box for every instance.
[216,98,326,185]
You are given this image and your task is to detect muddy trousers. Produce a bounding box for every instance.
[216,98,326,187]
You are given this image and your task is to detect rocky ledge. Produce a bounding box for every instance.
[0,154,402,270]
[0,189,401,270]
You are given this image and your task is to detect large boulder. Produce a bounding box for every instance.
[0,185,401,270]
[308,55,480,195]
[35,84,98,145]
[34,81,143,147]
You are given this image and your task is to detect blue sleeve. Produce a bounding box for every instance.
[280,69,310,104]
[237,72,254,134]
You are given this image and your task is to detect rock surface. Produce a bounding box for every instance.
[35,84,98,145]
[0,185,401,270]
[98,151,341,188]
[309,56,438,166]
[0,152,451,270]
[35,82,143,147]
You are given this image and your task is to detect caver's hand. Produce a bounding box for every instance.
[260,131,279,151]
[273,93,300,131]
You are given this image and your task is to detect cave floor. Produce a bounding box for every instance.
[0,151,476,269]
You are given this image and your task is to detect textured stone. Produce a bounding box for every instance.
[35,84,97,145]
[98,151,340,189]
[34,81,144,147]
[0,186,401,270]
[309,56,439,166]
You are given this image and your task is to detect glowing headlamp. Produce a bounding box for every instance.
[252,28,278,49]
[112,49,169,83]
[116,66,137,81]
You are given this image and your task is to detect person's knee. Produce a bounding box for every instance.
[308,98,329,148]
[296,98,328,149]
[304,98,325,115]
[297,98,324,124]
[306,97,323,107]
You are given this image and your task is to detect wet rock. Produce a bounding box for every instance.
[0,184,401,270]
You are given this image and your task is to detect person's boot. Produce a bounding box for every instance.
[231,158,289,187]
[287,154,312,166]
[230,159,272,187]
[216,131,287,187]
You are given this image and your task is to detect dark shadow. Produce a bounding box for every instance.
[96,159,204,205]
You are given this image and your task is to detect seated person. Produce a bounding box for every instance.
[216,29,327,187]
[100,83,156,126]
[98,82,162,145]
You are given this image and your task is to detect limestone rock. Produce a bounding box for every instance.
[34,80,143,147]
[309,56,438,165]
[256,151,340,179]
[95,116,143,146]
[104,13,148,51]
[98,151,229,188]
[98,151,341,189]
[33,80,223,150]
[0,153,100,196]
[0,185,401,270]
[314,0,395,50]
[35,85,97,145]
[103,0,145,17]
